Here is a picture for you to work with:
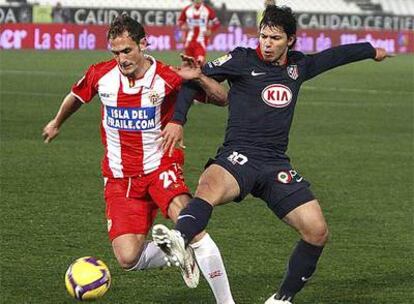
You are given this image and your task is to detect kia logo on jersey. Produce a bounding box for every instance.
[261,84,293,108]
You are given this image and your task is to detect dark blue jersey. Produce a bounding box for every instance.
[173,43,376,159]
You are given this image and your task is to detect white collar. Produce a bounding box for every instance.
[134,54,157,89]
[120,55,157,92]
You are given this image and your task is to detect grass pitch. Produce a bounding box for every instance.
[0,50,413,303]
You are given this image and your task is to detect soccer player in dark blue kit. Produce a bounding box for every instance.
[152,5,391,303]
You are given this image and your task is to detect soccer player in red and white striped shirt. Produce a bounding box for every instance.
[43,14,234,304]
[178,0,220,65]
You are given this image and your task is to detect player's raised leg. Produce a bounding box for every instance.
[153,164,239,302]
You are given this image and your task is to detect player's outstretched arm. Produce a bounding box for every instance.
[304,43,392,81]
[42,93,82,143]
[197,73,228,106]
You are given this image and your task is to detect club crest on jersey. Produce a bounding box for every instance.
[261,84,293,108]
[287,64,299,80]
[211,54,232,67]
[148,91,161,105]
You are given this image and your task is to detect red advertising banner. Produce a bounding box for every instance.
[1,23,413,54]
[0,24,108,50]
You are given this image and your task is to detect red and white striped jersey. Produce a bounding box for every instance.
[178,3,220,47]
[71,55,184,178]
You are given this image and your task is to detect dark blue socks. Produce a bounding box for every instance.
[277,239,324,301]
[175,197,213,246]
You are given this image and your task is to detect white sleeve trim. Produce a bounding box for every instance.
[70,91,87,104]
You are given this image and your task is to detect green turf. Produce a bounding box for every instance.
[1,50,413,304]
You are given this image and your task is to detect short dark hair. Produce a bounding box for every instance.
[107,13,146,45]
[259,5,297,48]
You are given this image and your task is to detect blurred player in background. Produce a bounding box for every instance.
[153,5,391,304]
[42,14,235,304]
[179,0,220,65]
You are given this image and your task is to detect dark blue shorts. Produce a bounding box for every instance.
[206,146,315,219]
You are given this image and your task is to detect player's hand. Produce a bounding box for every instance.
[181,53,205,72]
[158,122,185,157]
[374,48,394,61]
[42,119,60,143]
[170,54,202,80]
[180,54,199,69]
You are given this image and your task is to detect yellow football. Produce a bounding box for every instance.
[65,256,111,301]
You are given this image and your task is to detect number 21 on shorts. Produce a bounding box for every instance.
[159,170,177,189]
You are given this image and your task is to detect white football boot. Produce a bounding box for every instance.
[264,294,292,304]
[152,224,200,288]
